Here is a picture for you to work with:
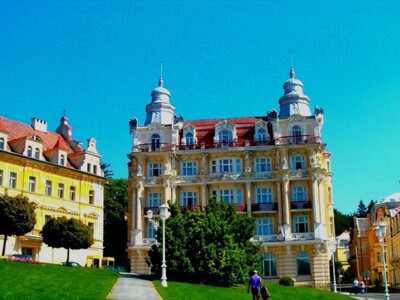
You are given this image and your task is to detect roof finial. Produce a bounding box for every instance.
[63,108,66,117]
[159,60,164,87]
[289,52,295,79]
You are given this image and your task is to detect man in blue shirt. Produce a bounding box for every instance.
[248,270,262,300]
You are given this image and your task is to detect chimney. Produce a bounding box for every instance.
[31,117,48,132]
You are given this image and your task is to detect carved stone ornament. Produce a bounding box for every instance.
[288,115,305,122]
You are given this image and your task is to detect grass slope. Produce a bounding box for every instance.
[0,260,118,300]
[154,280,353,300]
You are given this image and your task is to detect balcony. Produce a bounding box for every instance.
[143,177,163,185]
[142,238,157,246]
[291,201,312,209]
[291,232,315,241]
[251,234,284,242]
[179,205,202,212]
[252,172,275,180]
[275,135,321,145]
[144,206,160,215]
[209,172,244,181]
[251,202,278,212]
[235,203,247,212]
[134,143,174,152]
[175,175,201,183]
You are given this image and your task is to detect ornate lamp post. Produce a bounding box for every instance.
[330,237,340,293]
[375,221,390,300]
[147,203,169,287]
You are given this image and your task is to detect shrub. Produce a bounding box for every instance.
[279,276,295,286]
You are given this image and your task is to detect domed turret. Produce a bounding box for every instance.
[144,74,176,125]
[278,67,312,118]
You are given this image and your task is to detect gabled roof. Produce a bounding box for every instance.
[0,116,73,154]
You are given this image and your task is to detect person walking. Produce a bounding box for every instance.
[352,278,359,295]
[248,270,262,300]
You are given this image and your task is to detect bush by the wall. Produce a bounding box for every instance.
[279,276,295,286]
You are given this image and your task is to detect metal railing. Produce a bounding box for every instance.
[251,202,278,212]
[290,201,312,209]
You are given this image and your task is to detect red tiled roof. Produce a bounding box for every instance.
[0,116,73,153]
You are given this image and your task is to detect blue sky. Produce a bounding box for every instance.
[1,1,399,214]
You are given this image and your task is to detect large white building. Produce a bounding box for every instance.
[127,67,335,288]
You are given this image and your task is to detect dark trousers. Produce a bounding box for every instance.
[251,287,260,300]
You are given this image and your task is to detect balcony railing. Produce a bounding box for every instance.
[132,135,322,152]
[290,201,312,209]
[144,206,160,215]
[142,238,157,246]
[251,234,284,242]
[291,232,315,241]
[179,205,202,212]
[251,202,278,212]
[235,203,247,212]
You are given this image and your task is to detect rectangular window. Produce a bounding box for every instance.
[181,191,198,206]
[256,218,274,235]
[45,180,52,196]
[292,186,307,202]
[256,187,273,203]
[88,222,94,235]
[181,161,197,176]
[93,165,97,175]
[0,170,3,186]
[211,158,241,174]
[89,190,94,204]
[293,215,309,233]
[255,158,271,172]
[291,156,306,170]
[87,163,91,173]
[148,192,161,207]
[9,172,17,188]
[28,176,36,192]
[147,221,157,238]
[58,183,64,198]
[70,186,76,201]
[148,163,162,177]
[214,189,243,204]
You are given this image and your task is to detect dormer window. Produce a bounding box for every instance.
[182,124,197,149]
[34,148,40,159]
[0,138,4,150]
[215,120,236,147]
[185,133,194,146]
[256,128,267,142]
[27,146,33,157]
[151,134,161,151]
[219,130,233,146]
[60,154,66,166]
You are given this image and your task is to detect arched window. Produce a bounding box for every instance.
[0,137,4,150]
[292,126,302,144]
[151,134,161,151]
[262,253,277,277]
[34,148,40,159]
[297,251,311,275]
[185,132,194,146]
[219,130,233,146]
[60,154,65,166]
[256,128,267,142]
[27,146,33,157]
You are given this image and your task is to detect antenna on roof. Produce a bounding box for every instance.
[289,51,295,79]
[63,109,66,117]
[159,60,164,87]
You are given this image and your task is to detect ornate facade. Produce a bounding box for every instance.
[127,67,335,288]
[0,116,105,266]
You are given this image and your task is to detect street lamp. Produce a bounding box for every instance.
[146,210,159,245]
[147,203,169,287]
[331,237,340,293]
[375,221,390,300]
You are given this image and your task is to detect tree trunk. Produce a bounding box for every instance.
[67,248,70,264]
[1,234,8,256]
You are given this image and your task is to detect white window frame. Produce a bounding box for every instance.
[148,192,162,208]
[256,128,267,141]
[219,130,233,143]
[185,132,194,145]
[210,158,241,174]
[256,217,274,235]
[0,170,3,186]
[292,186,307,202]
[58,183,65,198]
[45,180,52,196]
[28,176,36,192]
[9,172,17,188]
[290,155,306,170]
[148,162,162,177]
[255,157,271,172]
[181,191,198,206]
[70,186,76,201]
[213,188,243,204]
[0,137,4,150]
[89,190,94,204]
[147,220,157,238]
[181,161,197,176]
[34,148,40,159]
[297,251,311,275]
[293,215,309,233]
[256,187,273,203]
[263,253,277,277]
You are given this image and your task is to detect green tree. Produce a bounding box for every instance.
[0,193,36,256]
[42,217,93,263]
[103,178,129,268]
[355,200,368,217]
[148,198,259,286]
[367,200,376,214]
[334,208,353,235]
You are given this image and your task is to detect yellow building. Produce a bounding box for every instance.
[127,67,336,289]
[336,230,350,272]
[0,116,105,265]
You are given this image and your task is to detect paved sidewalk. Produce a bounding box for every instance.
[107,273,162,300]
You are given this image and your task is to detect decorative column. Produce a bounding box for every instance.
[134,181,144,245]
[201,182,207,207]
[276,181,282,226]
[312,173,321,239]
[246,181,251,214]
[282,172,291,239]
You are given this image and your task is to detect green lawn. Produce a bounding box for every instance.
[153,280,354,300]
[0,260,118,300]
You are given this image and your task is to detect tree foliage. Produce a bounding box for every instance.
[355,200,368,217]
[334,208,353,235]
[148,198,259,286]
[103,178,129,268]
[42,217,93,263]
[0,193,36,256]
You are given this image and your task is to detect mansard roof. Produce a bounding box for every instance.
[0,116,74,154]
